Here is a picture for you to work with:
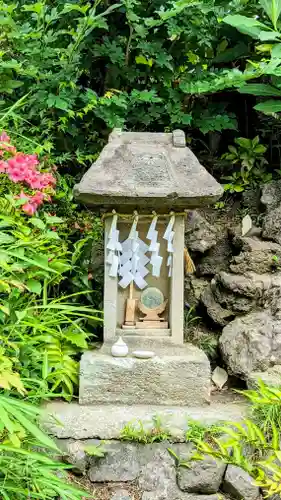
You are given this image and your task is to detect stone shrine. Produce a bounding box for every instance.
[42,130,247,500]
[73,129,223,407]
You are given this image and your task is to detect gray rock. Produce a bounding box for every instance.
[143,494,225,500]
[185,277,209,308]
[138,443,178,498]
[230,238,281,274]
[185,211,217,253]
[217,271,271,299]
[56,439,87,473]
[212,282,255,314]
[177,458,226,494]
[220,310,281,377]
[201,286,234,326]
[79,349,211,406]
[222,464,260,499]
[75,130,223,209]
[263,205,281,244]
[111,489,132,500]
[233,237,281,254]
[197,237,232,276]
[261,180,281,212]
[42,401,247,441]
[247,364,281,389]
[88,442,139,482]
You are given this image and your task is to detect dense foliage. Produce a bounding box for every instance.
[3,0,281,497]
[0,0,281,184]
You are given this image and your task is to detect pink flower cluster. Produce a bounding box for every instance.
[0,131,56,216]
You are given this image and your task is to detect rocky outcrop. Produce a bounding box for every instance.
[201,286,234,326]
[177,457,226,494]
[185,211,217,253]
[222,465,260,500]
[219,310,281,378]
[262,181,281,245]
[197,237,232,276]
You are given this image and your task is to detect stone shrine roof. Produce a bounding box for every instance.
[74,129,223,209]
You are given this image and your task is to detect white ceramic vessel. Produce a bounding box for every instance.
[111,336,129,357]
[132,350,155,359]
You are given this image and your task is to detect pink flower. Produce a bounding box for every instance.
[22,202,37,216]
[0,160,6,173]
[31,191,44,206]
[0,131,10,143]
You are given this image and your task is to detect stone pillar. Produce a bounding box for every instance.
[169,215,185,344]
[103,217,118,342]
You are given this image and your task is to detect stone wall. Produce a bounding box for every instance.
[58,439,261,500]
[184,181,281,388]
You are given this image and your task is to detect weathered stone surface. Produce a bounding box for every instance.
[263,205,281,244]
[197,237,232,276]
[232,236,281,254]
[247,364,281,389]
[222,465,260,500]
[88,442,140,482]
[220,310,281,377]
[138,443,179,499]
[111,489,132,500]
[212,283,255,313]
[185,211,217,253]
[143,493,226,500]
[79,349,211,406]
[185,277,209,308]
[42,402,247,441]
[177,458,226,494]
[230,241,281,274]
[56,439,87,473]
[261,180,281,212]
[201,286,234,326]
[74,130,223,208]
[217,271,271,298]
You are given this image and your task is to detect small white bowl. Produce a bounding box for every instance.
[132,350,155,359]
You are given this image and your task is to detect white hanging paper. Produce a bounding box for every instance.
[120,250,133,265]
[118,218,149,290]
[119,271,134,289]
[147,215,158,240]
[163,215,175,240]
[106,250,114,265]
[129,217,138,239]
[119,259,132,277]
[165,215,175,277]
[134,272,148,290]
[109,254,119,277]
[106,215,121,278]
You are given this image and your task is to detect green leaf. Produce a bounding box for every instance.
[238,83,281,96]
[26,279,42,294]
[0,232,15,245]
[260,0,281,29]
[135,55,154,66]
[223,14,270,39]
[254,99,281,113]
[30,218,46,230]
[259,30,281,41]
[44,214,64,224]
[272,42,281,57]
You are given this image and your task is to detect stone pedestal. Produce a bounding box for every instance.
[79,345,210,406]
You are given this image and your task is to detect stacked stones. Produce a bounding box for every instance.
[185,180,281,387]
[55,438,262,500]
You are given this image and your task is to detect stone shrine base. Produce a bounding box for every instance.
[79,344,210,406]
[43,399,249,500]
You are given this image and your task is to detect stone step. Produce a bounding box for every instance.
[79,345,211,406]
[42,400,247,442]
